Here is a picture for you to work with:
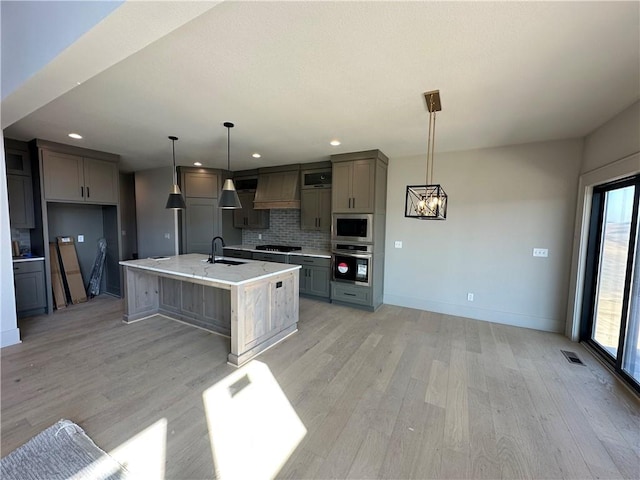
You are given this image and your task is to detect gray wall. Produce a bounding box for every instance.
[134,166,178,258]
[47,203,106,288]
[384,139,583,332]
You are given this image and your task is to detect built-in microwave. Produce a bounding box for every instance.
[332,214,373,243]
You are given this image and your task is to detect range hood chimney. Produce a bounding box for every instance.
[253,165,301,210]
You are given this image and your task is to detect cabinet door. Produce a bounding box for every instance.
[350,159,375,212]
[184,171,218,198]
[14,271,46,312]
[308,266,330,298]
[7,175,35,229]
[331,162,352,213]
[184,197,218,254]
[42,151,84,201]
[84,158,118,204]
[246,194,269,229]
[300,189,319,230]
[271,274,296,332]
[298,266,310,294]
[5,148,31,176]
[317,188,331,231]
[233,192,251,227]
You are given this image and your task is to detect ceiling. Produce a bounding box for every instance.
[3,1,639,173]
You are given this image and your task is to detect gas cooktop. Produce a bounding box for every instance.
[255,245,302,253]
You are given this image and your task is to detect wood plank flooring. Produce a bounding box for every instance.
[1,296,639,479]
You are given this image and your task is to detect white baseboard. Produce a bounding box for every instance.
[1,328,21,348]
[383,293,562,333]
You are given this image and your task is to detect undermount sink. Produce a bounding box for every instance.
[212,259,245,266]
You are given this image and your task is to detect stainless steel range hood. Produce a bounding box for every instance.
[253,165,301,210]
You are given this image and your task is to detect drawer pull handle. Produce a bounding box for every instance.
[344,292,356,296]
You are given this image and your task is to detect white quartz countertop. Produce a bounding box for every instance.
[225,245,331,259]
[13,256,45,263]
[120,253,300,287]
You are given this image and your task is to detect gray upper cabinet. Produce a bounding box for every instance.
[180,168,221,254]
[42,150,118,204]
[5,148,31,176]
[233,191,269,229]
[331,159,374,213]
[331,150,388,214]
[7,175,35,229]
[301,188,331,231]
[184,171,218,198]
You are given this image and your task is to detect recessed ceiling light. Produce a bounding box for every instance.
[68,133,82,139]
[330,140,341,146]
[193,162,202,166]
[252,153,261,158]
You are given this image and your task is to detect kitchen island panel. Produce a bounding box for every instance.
[123,268,159,322]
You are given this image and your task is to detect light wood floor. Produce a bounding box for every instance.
[2,296,639,479]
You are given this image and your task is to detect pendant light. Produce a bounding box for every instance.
[219,121,242,209]
[405,90,448,220]
[165,135,186,209]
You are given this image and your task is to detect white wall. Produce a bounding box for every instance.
[1,1,123,99]
[134,167,179,258]
[384,139,583,332]
[1,130,21,347]
[566,101,640,338]
[581,101,640,174]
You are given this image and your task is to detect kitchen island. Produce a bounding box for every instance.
[119,254,300,366]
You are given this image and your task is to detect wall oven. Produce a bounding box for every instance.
[332,214,373,243]
[332,243,372,286]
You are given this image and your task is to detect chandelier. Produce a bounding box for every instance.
[405,90,448,220]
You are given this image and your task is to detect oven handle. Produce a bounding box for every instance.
[332,252,372,259]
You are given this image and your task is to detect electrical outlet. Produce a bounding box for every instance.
[467,293,474,302]
[77,235,84,243]
[258,234,262,240]
[533,248,548,257]
[394,241,403,249]
[164,233,171,239]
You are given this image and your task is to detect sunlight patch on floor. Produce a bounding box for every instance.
[203,361,307,480]
[108,417,167,479]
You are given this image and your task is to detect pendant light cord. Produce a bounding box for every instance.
[227,125,231,172]
[172,138,177,184]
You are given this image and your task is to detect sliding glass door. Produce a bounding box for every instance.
[582,175,640,391]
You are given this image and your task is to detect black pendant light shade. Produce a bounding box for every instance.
[219,122,242,209]
[166,135,186,210]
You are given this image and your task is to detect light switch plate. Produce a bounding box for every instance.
[77,235,84,243]
[394,241,403,249]
[533,248,548,257]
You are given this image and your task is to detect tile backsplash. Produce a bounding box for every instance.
[242,209,330,250]
[11,228,32,254]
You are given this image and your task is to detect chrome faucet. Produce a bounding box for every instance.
[208,236,225,264]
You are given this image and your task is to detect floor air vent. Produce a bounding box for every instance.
[561,350,585,366]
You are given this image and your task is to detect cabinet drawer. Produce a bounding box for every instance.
[224,249,253,259]
[253,252,288,263]
[289,255,330,268]
[13,260,44,274]
[331,282,371,306]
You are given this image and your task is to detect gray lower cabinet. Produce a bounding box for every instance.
[7,175,35,229]
[252,252,288,263]
[290,255,330,299]
[159,277,230,335]
[223,248,253,259]
[13,260,47,317]
[331,282,372,307]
